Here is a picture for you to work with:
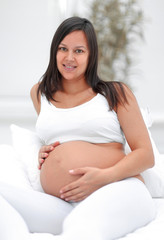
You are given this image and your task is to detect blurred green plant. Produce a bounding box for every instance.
[89,0,145,85]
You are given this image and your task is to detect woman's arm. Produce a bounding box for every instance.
[30,83,41,115]
[30,83,60,169]
[106,84,154,182]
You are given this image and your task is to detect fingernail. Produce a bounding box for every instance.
[60,195,64,198]
[69,169,74,173]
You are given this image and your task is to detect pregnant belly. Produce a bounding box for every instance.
[40,141,125,197]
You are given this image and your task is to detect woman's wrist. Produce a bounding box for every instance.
[102,167,117,185]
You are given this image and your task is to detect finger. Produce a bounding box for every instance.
[38,156,46,165]
[39,157,45,164]
[38,142,59,158]
[60,180,80,194]
[60,187,82,199]
[51,141,60,147]
[39,152,48,160]
[38,158,45,169]
[39,145,54,154]
[41,141,60,153]
[65,192,87,202]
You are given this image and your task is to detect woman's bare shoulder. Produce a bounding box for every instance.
[116,83,141,120]
[117,83,153,150]
[30,83,39,96]
[117,82,135,99]
[30,83,41,115]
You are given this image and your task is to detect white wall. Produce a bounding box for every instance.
[134,0,164,117]
[0,0,163,152]
[133,0,164,153]
[0,0,63,143]
[0,0,64,97]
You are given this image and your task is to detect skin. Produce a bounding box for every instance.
[31,30,154,202]
[40,141,126,199]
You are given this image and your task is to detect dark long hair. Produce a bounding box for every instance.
[38,16,128,110]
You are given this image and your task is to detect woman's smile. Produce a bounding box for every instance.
[63,64,77,72]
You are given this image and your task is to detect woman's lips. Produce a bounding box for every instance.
[63,64,77,71]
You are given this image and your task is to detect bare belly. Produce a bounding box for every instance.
[40,141,126,197]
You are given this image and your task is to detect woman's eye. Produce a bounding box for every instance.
[59,47,67,52]
[75,49,83,53]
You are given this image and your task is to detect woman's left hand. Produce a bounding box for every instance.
[59,167,108,202]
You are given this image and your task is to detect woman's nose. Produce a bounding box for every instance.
[66,50,74,61]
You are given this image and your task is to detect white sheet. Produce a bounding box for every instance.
[29,199,164,239]
[1,143,164,239]
[119,198,164,239]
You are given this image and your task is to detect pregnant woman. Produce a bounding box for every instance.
[0,17,156,240]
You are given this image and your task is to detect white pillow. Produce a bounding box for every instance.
[10,124,44,192]
[0,144,32,190]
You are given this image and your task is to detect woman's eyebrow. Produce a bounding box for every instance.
[75,46,87,49]
[59,43,87,49]
[59,43,67,46]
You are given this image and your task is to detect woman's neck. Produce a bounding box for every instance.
[61,78,90,95]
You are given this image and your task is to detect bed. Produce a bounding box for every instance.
[0,118,164,239]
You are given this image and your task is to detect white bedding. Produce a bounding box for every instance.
[30,199,164,240]
[119,198,164,239]
[0,122,164,239]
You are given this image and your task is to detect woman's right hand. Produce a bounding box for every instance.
[38,141,60,169]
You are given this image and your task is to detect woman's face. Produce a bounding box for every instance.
[56,30,89,83]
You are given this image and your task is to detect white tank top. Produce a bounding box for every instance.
[36,93,125,145]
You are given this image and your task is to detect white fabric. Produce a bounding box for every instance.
[0,144,32,190]
[36,93,125,145]
[56,178,155,240]
[0,195,29,240]
[10,124,43,191]
[119,199,164,239]
[0,183,73,235]
[27,199,164,240]
[0,178,156,240]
